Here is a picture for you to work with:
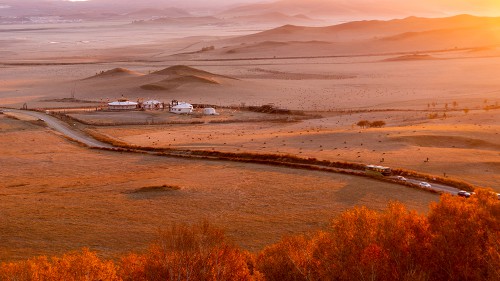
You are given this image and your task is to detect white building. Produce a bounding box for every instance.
[203,107,218,115]
[170,101,193,114]
[142,100,164,110]
[108,99,138,111]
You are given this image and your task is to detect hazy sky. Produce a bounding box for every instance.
[12,0,263,7]
[0,0,263,15]
[63,0,500,14]
[3,0,500,16]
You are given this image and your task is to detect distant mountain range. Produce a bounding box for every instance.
[193,14,500,59]
[131,12,320,27]
[2,0,500,26]
[240,14,500,42]
[0,0,319,26]
[125,8,192,19]
[221,0,500,19]
[221,0,432,19]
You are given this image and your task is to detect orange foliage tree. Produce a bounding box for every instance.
[257,189,499,281]
[258,203,432,281]
[256,235,317,281]
[1,189,499,281]
[119,221,254,281]
[427,189,500,280]
[0,248,119,281]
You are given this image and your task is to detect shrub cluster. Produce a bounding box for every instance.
[356,120,386,128]
[0,249,120,281]
[258,189,499,281]
[247,105,292,115]
[2,190,498,281]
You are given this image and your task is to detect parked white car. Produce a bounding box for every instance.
[419,182,432,188]
[395,176,407,181]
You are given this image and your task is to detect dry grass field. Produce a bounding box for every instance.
[88,108,500,190]
[1,14,499,265]
[0,115,439,262]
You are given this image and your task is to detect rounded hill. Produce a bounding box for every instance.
[84,68,144,80]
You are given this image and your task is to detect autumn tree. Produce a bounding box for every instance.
[119,221,253,281]
[0,248,119,281]
[256,203,433,281]
[256,191,499,281]
[257,235,316,281]
[427,190,500,281]
[313,203,431,281]
[2,191,499,281]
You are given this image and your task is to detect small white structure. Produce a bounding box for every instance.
[142,100,164,110]
[203,107,218,115]
[170,100,193,114]
[108,99,138,111]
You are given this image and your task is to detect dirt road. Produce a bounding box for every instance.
[3,109,114,148]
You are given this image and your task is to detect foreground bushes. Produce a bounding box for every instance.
[0,249,119,281]
[1,190,499,281]
[258,189,499,281]
[1,222,254,281]
[118,222,253,281]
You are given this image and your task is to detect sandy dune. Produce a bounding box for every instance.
[382,54,437,61]
[141,75,220,91]
[88,65,236,92]
[84,67,144,80]
[151,65,235,80]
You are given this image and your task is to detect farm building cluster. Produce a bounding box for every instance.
[107,98,218,115]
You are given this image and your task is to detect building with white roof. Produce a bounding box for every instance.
[203,107,218,115]
[169,100,193,114]
[142,100,164,110]
[108,98,138,111]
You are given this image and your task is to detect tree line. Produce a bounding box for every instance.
[1,189,499,281]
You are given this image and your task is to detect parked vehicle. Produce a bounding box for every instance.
[457,190,471,198]
[365,165,392,176]
[419,182,432,188]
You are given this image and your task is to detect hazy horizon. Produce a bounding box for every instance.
[2,0,500,18]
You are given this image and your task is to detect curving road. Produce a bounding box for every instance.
[3,109,114,149]
[3,109,464,195]
[389,176,461,195]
